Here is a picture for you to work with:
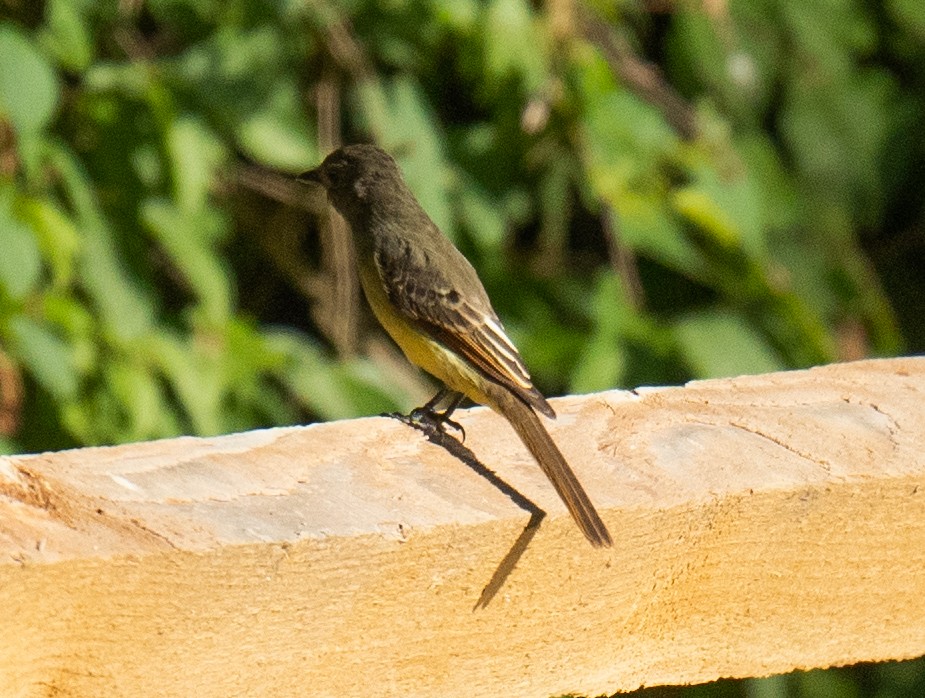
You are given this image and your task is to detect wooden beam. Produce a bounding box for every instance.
[3,358,924,697]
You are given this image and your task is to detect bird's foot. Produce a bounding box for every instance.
[382,405,466,442]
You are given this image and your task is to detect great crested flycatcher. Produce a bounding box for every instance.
[299,144,612,548]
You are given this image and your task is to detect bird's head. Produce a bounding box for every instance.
[298,144,400,209]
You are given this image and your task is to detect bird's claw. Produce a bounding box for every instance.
[383,407,466,443]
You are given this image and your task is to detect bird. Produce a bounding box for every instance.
[298,144,612,547]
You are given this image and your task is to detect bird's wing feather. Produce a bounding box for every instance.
[375,232,555,418]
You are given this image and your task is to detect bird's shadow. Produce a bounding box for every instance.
[386,412,545,609]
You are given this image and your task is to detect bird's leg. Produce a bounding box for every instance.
[414,390,466,440]
[414,387,452,416]
[383,389,467,441]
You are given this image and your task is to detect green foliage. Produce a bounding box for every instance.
[0,0,917,452]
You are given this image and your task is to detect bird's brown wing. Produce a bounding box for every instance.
[375,233,555,418]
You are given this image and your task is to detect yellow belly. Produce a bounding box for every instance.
[357,257,495,408]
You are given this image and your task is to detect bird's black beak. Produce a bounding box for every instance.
[297,167,325,186]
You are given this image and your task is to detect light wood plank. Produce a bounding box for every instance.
[2,358,924,697]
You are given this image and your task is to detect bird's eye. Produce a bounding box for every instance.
[325,160,352,189]
[324,165,341,187]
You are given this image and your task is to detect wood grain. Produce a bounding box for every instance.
[2,358,924,697]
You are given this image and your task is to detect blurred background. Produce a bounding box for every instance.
[0,0,922,694]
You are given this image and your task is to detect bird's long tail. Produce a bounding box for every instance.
[492,390,612,548]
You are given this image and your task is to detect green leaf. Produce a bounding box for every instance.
[105,360,178,442]
[267,330,404,420]
[584,90,679,181]
[735,134,799,233]
[673,187,739,248]
[144,330,223,436]
[781,1,876,75]
[483,0,547,93]
[0,24,60,136]
[665,8,726,94]
[580,84,699,274]
[234,79,316,171]
[16,197,81,288]
[40,0,94,72]
[796,667,862,698]
[434,0,480,34]
[80,224,157,341]
[888,0,925,37]
[570,273,630,393]
[457,181,506,254]
[47,143,156,341]
[571,332,626,394]
[780,69,896,229]
[163,26,316,172]
[167,115,227,213]
[0,188,42,300]
[614,194,707,278]
[0,436,17,455]
[42,292,97,374]
[675,310,782,378]
[83,60,151,97]
[6,315,78,399]
[141,198,232,322]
